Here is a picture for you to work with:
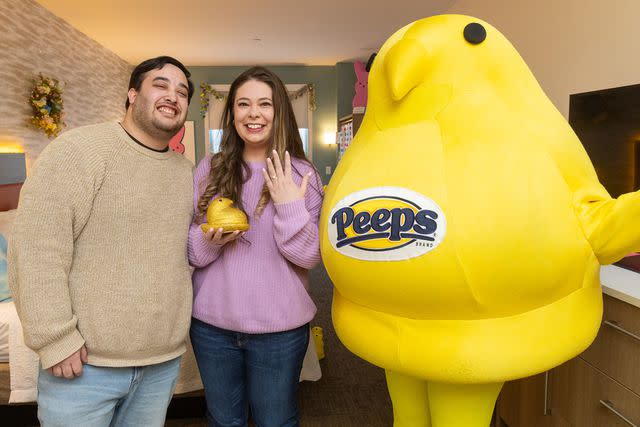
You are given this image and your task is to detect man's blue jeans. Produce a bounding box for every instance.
[190,318,309,427]
[37,356,181,427]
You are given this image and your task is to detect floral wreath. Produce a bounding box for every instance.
[199,82,316,118]
[28,74,65,138]
[199,82,226,118]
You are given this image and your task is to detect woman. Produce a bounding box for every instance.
[188,66,324,427]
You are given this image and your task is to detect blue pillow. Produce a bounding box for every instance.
[0,233,11,302]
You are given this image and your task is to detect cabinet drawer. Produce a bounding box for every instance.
[551,357,640,427]
[580,294,640,394]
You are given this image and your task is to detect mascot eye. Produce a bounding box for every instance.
[365,53,377,72]
[463,22,486,44]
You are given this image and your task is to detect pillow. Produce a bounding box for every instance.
[0,233,10,302]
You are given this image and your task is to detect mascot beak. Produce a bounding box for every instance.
[384,38,430,101]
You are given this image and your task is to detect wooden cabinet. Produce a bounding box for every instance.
[580,294,640,395]
[551,357,640,426]
[496,372,553,427]
[497,293,640,427]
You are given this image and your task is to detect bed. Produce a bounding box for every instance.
[0,181,321,405]
[0,183,31,404]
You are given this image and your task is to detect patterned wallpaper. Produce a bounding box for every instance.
[0,0,132,169]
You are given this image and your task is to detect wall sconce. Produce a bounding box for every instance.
[323,131,337,146]
[0,139,27,185]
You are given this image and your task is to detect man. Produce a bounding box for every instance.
[8,56,195,426]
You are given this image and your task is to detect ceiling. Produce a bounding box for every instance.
[35,0,455,66]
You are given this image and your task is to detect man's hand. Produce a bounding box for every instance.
[48,345,88,379]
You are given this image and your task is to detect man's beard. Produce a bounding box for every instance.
[132,104,184,140]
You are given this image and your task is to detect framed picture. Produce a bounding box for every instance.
[169,121,196,165]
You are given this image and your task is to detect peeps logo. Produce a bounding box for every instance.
[328,187,446,261]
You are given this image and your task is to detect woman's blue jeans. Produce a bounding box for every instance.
[190,318,309,427]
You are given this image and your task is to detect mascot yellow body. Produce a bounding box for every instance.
[320,14,640,427]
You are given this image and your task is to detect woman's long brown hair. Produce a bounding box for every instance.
[196,66,314,221]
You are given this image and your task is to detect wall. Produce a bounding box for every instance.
[187,66,338,184]
[336,61,357,120]
[0,0,132,169]
[447,0,640,117]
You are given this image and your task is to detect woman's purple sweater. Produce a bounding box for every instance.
[188,155,324,333]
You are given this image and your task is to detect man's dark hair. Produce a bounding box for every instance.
[125,56,194,109]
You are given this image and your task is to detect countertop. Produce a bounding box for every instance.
[600,264,640,308]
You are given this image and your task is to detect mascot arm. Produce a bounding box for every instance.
[575,187,640,265]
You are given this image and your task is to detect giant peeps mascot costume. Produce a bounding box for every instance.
[320,14,640,427]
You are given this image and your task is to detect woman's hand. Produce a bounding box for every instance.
[203,228,244,246]
[262,150,312,205]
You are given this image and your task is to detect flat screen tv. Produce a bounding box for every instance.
[569,83,640,198]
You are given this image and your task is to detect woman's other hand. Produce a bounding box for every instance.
[203,228,244,246]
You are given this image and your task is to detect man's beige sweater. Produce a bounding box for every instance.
[8,122,194,369]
